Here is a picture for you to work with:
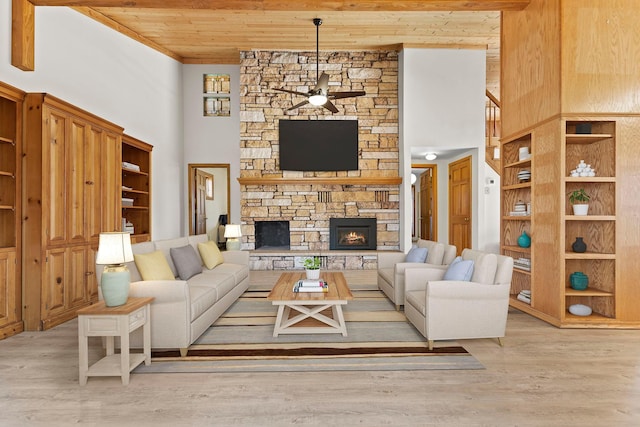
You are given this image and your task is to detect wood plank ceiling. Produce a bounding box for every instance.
[30,1,532,98]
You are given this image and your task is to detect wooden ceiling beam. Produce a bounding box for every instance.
[30,0,529,12]
[11,0,35,71]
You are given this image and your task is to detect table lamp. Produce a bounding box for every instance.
[224,224,242,251]
[96,232,134,307]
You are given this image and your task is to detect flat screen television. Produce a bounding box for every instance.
[278,119,358,171]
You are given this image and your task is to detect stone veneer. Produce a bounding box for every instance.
[239,50,400,267]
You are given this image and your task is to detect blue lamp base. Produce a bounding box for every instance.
[101,266,131,307]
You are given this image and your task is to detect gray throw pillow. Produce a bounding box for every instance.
[170,245,202,280]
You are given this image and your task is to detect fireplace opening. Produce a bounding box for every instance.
[329,218,377,250]
[255,221,290,250]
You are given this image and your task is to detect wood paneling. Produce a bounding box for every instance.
[11,0,35,71]
[501,0,561,138]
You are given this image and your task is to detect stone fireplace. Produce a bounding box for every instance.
[239,49,401,267]
[330,218,377,250]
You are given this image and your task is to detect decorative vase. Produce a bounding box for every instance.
[100,267,131,307]
[517,231,531,248]
[306,269,320,280]
[572,237,587,253]
[572,204,589,216]
[570,272,589,290]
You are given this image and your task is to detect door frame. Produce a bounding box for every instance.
[188,163,230,236]
[411,163,438,241]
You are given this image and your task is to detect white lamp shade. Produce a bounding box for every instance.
[96,232,134,265]
[224,224,242,239]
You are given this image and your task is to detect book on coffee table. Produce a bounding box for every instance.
[293,280,328,293]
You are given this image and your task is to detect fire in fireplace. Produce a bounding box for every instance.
[329,218,377,250]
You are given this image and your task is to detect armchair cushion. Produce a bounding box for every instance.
[170,245,203,280]
[405,246,428,263]
[134,250,175,281]
[443,256,474,281]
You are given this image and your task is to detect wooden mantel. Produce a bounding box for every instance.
[238,176,402,186]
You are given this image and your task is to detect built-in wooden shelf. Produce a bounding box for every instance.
[122,168,149,177]
[504,159,531,168]
[565,177,616,183]
[565,215,615,221]
[565,133,613,144]
[565,287,613,297]
[0,136,14,144]
[564,252,615,260]
[502,245,531,254]
[238,176,403,186]
[502,182,531,190]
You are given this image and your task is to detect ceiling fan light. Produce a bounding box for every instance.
[425,153,437,161]
[308,94,328,106]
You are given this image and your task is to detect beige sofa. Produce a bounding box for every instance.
[377,239,457,310]
[97,234,249,356]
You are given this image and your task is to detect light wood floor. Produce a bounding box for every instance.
[1,270,640,426]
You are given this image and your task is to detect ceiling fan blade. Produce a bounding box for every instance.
[275,88,310,97]
[287,100,310,111]
[329,91,366,100]
[313,72,330,92]
[323,100,339,113]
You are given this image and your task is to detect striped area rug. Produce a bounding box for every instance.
[135,283,483,373]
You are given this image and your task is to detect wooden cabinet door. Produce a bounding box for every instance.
[68,118,87,244]
[42,108,67,246]
[67,245,88,309]
[42,247,67,320]
[85,126,103,241]
[102,131,122,232]
[86,245,99,302]
[0,250,17,328]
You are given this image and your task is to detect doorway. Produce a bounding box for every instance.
[448,156,472,255]
[188,163,230,239]
[411,163,438,242]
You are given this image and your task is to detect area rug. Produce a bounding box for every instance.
[134,284,483,373]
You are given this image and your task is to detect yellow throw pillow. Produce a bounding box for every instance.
[198,241,224,270]
[134,250,175,281]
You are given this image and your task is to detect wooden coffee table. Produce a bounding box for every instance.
[267,272,354,337]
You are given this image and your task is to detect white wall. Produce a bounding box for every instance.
[0,5,184,239]
[400,48,494,251]
[182,64,241,235]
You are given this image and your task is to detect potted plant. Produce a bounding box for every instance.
[303,256,321,280]
[569,188,590,216]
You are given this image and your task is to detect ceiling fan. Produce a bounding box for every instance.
[275,18,366,113]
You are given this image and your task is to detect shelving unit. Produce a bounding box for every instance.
[501,119,635,327]
[121,134,153,243]
[500,133,532,310]
[562,121,616,324]
[0,82,24,339]
[203,73,230,117]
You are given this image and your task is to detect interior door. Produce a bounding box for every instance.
[419,169,434,240]
[449,156,472,254]
[194,170,208,235]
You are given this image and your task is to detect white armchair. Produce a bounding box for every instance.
[377,239,457,310]
[403,248,514,350]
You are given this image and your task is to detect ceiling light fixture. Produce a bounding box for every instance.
[425,153,437,161]
[308,93,328,106]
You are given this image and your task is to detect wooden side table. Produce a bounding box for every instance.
[77,297,154,385]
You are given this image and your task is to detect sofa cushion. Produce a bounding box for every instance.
[443,256,474,281]
[405,246,428,263]
[378,267,394,286]
[206,262,250,285]
[198,240,225,269]
[134,250,175,281]
[170,245,203,281]
[189,271,237,303]
[188,285,219,322]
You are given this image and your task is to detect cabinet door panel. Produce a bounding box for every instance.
[68,118,86,243]
[86,245,99,302]
[103,132,121,232]
[0,251,17,327]
[42,248,67,319]
[67,246,88,309]
[86,127,102,240]
[43,109,67,245]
